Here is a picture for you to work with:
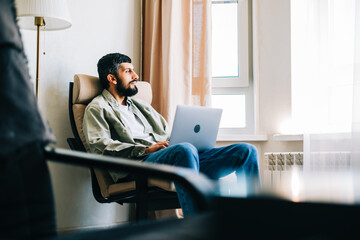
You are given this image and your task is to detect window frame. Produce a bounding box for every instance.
[211,0,254,135]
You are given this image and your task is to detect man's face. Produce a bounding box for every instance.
[115,62,139,97]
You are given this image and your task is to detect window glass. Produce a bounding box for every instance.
[212,94,246,128]
[211,0,253,134]
[212,2,238,78]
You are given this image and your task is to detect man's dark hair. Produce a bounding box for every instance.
[97,53,132,89]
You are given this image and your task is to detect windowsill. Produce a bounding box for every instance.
[216,134,304,142]
[271,134,303,141]
[217,134,268,142]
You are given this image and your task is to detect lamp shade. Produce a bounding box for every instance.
[15,0,72,31]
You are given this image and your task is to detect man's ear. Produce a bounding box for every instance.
[107,74,117,85]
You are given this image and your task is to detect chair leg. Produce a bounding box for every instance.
[135,176,148,221]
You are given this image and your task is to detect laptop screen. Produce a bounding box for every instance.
[169,105,222,152]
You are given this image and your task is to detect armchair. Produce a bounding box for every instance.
[67,74,180,220]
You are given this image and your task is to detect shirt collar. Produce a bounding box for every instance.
[102,89,133,107]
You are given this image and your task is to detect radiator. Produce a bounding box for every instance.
[263,152,303,189]
[264,152,303,171]
[263,151,352,189]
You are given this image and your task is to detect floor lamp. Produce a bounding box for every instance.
[15,0,72,102]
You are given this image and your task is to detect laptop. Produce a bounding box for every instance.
[169,105,223,152]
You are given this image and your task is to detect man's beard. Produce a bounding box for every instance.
[115,75,138,97]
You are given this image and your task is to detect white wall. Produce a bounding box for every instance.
[20,0,141,231]
[255,0,292,134]
[254,0,303,177]
[254,0,302,133]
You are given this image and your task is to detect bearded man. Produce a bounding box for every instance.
[83,53,260,216]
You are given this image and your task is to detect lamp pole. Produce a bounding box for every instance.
[34,16,44,102]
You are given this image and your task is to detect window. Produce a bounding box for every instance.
[290,0,355,134]
[211,0,254,135]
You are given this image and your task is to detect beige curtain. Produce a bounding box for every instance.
[141,0,212,123]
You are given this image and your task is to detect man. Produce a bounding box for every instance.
[83,53,260,216]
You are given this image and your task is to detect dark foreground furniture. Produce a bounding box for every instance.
[57,194,360,240]
[36,146,360,240]
[3,144,360,240]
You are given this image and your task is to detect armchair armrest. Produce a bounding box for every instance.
[43,145,217,213]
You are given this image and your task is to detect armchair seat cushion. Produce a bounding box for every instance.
[94,168,175,198]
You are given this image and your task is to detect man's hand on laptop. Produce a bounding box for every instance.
[145,141,169,154]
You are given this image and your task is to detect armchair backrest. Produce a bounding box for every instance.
[71,74,153,153]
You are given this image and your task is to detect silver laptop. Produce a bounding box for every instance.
[169,105,223,152]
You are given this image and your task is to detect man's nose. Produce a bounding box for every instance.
[132,71,139,80]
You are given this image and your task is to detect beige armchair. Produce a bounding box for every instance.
[67,74,179,221]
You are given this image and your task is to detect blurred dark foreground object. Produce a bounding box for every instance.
[56,194,360,240]
[0,0,56,238]
[4,144,360,240]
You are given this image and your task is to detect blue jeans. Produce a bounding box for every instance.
[142,142,260,216]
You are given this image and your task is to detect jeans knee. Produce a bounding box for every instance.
[232,143,258,163]
[245,143,258,157]
[172,143,199,170]
[173,142,198,154]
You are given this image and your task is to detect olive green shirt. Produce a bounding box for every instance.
[83,89,170,182]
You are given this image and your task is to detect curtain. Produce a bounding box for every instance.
[297,0,359,169]
[141,0,212,124]
[280,0,360,203]
[351,0,360,199]
[291,0,355,134]
[294,0,360,201]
